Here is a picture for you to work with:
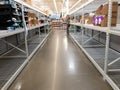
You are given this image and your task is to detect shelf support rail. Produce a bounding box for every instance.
[80,27,104,48]
[83,45,105,48]
[0,45,22,58]
[108,57,120,66]
[0,34,38,58]
[0,56,27,59]
[81,30,104,48]
[107,0,120,72]
[83,32,102,44]
[108,69,120,72]
[0,39,26,54]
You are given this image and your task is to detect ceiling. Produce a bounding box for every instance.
[31,0,81,15]
[25,0,120,15]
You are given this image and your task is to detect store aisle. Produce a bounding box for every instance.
[8,30,112,90]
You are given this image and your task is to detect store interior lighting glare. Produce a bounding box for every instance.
[53,0,58,14]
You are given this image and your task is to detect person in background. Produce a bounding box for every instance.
[66,15,70,35]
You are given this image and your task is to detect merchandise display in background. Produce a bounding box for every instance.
[0,4,15,30]
[0,0,10,4]
[93,15,104,26]
[95,1,118,27]
[0,0,42,30]
[50,14,60,19]
[0,0,24,30]
[28,12,40,27]
[117,5,120,25]
[79,1,118,27]
[23,0,32,5]
[70,17,78,23]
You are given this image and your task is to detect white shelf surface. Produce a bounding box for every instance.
[0,23,48,39]
[71,23,108,33]
[71,23,120,36]
[0,29,24,39]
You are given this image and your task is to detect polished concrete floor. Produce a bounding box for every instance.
[8,30,112,90]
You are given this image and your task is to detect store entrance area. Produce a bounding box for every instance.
[8,30,112,90]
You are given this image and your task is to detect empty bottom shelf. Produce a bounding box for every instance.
[71,32,120,88]
[0,33,47,89]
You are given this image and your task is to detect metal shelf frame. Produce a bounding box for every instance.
[0,0,50,90]
[70,0,120,90]
[13,0,48,16]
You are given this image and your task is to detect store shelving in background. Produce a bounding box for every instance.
[0,0,50,90]
[70,0,120,90]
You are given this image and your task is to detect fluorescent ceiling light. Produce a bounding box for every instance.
[70,0,81,10]
[69,0,94,15]
[66,0,69,14]
[53,0,58,13]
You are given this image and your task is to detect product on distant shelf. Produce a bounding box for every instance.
[95,5,103,15]
[28,17,33,26]
[34,17,40,25]
[93,15,104,26]
[94,1,118,27]
[87,17,94,24]
[23,0,32,5]
[0,4,13,30]
[0,1,23,30]
[28,12,40,26]
[100,4,108,15]
[70,17,77,23]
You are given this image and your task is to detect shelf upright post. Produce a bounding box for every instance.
[21,4,29,57]
[81,7,84,45]
[43,16,45,34]
[104,0,112,77]
[74,14,76,33]
[38,12,41,41]
[47,17,50,33]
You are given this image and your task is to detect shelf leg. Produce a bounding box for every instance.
[24,28,29,57]
[22,4,29,57]
[39,27,41,42]
[74,25,76,33]
[81,8,84,46]
[104,0,112,79]
[104,33,110,79]
[37,13,41,41]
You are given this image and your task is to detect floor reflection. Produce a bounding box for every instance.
[63,36,68,51]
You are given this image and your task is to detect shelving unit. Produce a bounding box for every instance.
[70,0,120,90]
[0,0,50,90]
